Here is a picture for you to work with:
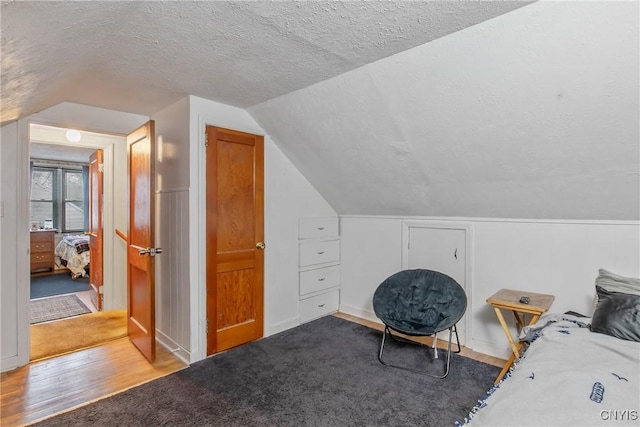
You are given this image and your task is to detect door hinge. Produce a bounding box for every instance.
[205,132,209,148]
[98,163,104,173]
[206,318,209,334]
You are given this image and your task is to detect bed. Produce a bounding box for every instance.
[459,269,640,427]
[54,234,90,279]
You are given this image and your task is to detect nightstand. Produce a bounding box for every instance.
[487,288,555,384]
[30,230,56,275]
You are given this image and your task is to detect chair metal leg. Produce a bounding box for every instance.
[378,325,457,379]
[452,324,462,354]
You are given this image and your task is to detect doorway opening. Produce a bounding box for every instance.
[28,123,128,361]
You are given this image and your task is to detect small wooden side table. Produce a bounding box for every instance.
[486,288,555,384]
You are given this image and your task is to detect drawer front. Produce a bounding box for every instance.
[299,289,339,323]
[299,217,338,239]
[32,241,53,253]
[31,252,53,264]
[300,265,340,296]
[299,239,340,267]
[31,231,53,243]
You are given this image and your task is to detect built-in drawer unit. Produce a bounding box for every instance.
[30,230,55,274]
[299,217,339,240]
[299,289,340,324]
[298,217,340,324]
[299,264,341,296]
[299,238,340,267]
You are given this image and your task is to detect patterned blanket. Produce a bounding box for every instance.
[54,235,90,278]
[460,314,640,426]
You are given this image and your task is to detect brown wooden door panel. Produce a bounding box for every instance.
[89,149,104,311]
[206,126,264,356]
[126,121,156,363]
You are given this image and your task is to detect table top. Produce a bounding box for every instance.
[486,288,555,313]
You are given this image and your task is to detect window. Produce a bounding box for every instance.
[30,165,87,232]
[64,170,85,230]
[30,167,55,229]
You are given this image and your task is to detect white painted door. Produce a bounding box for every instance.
[406,226,467,343]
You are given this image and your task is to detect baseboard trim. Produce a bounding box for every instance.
[468,338,511,360]
[0,355,18,373]
[267,316,300,336]
[155,330,190,365]
[338,304,381,325]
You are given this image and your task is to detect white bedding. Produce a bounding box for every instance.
[461,314,640,426]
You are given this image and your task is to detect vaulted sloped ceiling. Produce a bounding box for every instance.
[249,1,640,220]
[2,1,637,221]
[0,0,530,125]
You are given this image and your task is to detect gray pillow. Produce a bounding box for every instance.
[590,286,640,342]
[592,269,640,313]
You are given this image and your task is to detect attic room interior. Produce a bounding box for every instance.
[1,1,639,426]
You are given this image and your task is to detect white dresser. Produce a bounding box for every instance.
[298,217,340,323]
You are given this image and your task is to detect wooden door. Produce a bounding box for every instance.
[407,226,467,343]
[206,126,264,356]
[126,121,157,362]
[88,149,104,311]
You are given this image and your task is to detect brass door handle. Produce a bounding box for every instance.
[256,242,266,250]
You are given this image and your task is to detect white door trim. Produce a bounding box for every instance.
[14,121,125,367]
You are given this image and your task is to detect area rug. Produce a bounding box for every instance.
[30,274,90,299]
[30,309,127,361]
[34,316,499,426]
[29,294,91,324]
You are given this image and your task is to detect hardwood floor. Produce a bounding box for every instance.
[334,312,507,368]
[1,312,505,426]
[0,338,187,426]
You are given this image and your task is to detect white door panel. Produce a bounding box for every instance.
[405,225,468,344]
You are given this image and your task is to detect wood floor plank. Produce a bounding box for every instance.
[333,312,507,368]
[0,338,186,426]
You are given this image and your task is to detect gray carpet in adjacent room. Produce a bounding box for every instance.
[30,274,90,299]
[33,316,499,426]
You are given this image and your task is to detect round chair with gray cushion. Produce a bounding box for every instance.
[373,269,467,378]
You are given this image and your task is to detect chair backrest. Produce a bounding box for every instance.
[373,269,467,336]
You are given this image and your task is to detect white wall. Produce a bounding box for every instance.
[151,97,191,361]
[1,122,22,370]
[340,216,640,359]
[265,140,337,333]
[187,95,337,363]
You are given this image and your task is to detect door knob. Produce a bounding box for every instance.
[256,242,266,250]
[139,247,163,256]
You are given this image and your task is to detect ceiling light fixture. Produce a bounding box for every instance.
[65,129,81,143]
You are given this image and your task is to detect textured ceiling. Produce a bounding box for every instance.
[1,0,531,125]
[249,1,639,219]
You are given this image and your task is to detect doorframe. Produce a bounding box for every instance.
[401,220,473,346]
[15,119,126,366]
[192,114,270,362]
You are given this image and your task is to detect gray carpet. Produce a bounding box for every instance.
[30,274,90,299]
[33,316,498,426]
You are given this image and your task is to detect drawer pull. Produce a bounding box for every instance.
[318,303,325,307]
[317,227,325,230]
[317,251,325,255]
[318,278,325,281]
